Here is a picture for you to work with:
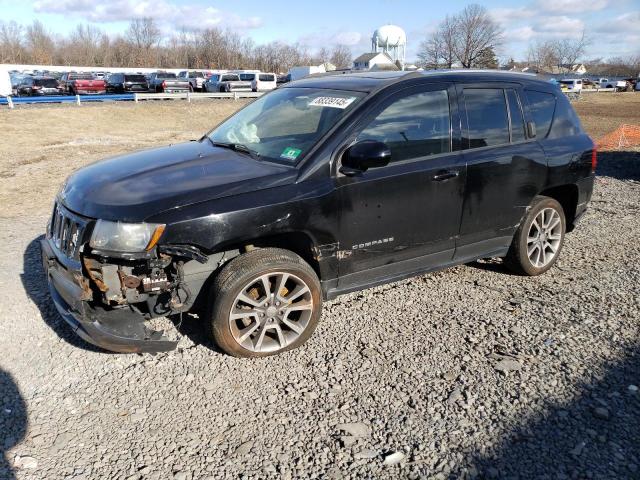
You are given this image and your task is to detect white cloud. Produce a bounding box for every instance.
[535,0,609,14]
[334,31,363,46]
[32,0,262,30]
[504,26,537,42]
[596,11,640,33]
[490,7,536,24]
[534,16,585,36]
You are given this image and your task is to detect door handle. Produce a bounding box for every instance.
[432,170,459,181]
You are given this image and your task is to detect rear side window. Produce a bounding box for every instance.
[259,74,275,81]
[506,89,526,142]
[464,89,510,148]
[240,74,256,81]
[525,90,556,139]
[357,89,451,162]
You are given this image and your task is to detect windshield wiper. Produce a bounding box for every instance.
[207,138,260,159]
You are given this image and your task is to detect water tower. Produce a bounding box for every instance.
[371,25,407,70]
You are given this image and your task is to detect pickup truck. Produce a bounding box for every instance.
[204,73,252,93]
[41,71,595,357]
[177,71,207,92]
[59,72,106,95]
[147,72,190,93]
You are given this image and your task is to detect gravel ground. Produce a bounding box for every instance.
[0,94,639,480]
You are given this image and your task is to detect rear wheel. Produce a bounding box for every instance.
[207,248,322,357]
[504,196,566,276]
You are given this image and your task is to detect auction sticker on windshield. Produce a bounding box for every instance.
[308,96,356,109]
[281,147,302,160]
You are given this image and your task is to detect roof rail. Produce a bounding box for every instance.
[420,68,538,77]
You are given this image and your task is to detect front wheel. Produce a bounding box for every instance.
[504,196,566,276]
[207,248,322,357]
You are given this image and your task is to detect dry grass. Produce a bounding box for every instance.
[0,100,247,218]
[0,93,638,219]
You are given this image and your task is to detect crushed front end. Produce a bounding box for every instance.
[40,202,225,353]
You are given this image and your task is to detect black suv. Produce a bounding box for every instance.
[41,71,595,357]
[105,73,149,93]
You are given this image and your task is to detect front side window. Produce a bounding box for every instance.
[208,87,364,164]
[356,89,451,163]
[464,88,510,148]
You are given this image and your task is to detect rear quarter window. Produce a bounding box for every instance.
[548,93,583,139]
[525,90,556,139]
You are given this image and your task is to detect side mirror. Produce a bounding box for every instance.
[340,140,391,175]
[527,121,537,138]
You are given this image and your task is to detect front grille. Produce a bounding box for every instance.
[49,203,89,260]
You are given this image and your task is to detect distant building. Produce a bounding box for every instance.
[352,52,396,71]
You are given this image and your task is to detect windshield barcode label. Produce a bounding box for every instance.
[308,96,356,109]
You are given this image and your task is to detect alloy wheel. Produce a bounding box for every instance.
[526,207,562,268]
[228,272,314,353]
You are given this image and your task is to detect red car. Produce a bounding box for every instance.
[59,72,106,95]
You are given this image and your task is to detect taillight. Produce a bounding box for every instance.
[162,81,167,89]
[591,147,597,174]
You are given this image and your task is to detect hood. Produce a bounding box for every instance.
[59,140,296,222]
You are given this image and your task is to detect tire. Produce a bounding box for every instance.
[504,196,566,276]
[207,248,322,357]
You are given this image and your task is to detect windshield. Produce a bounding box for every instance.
[207,87,365,164]
[35,78,58,87]
[125,75,146,82]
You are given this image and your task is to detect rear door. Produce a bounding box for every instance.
[336,82,466,287]
[456,84,546,259]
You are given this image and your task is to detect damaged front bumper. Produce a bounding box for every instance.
[40,238,178,353]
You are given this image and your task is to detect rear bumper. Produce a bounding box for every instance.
[40,239,177,353]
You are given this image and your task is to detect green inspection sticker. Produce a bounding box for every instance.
[280,147,302,160]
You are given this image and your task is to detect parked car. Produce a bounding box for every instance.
[204,73,251,92]
[559,79,583,93]
[15,76,63,96]
[41,70,595,357]
[252,73,277,92]
[177,71,207,92]
[276,74,290,85]
[147,72,190,93]
[59,72,106,95]
[596,78,614,88]
[105,73,149,93]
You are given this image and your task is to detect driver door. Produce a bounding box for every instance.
[335,83,466,289]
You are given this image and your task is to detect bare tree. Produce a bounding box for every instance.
[330,45,352,69]
[527,40,557,72]
[418,6,501,69]
[126,18,161,67]
[452,4,503,68]
[25,20,55,65]
[549,31,589,72]
[0,21,25,64]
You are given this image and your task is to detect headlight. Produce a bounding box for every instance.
[90,220,165,253]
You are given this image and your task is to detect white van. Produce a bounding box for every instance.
[251,73,277,92]
[559,79,583,92]
[0,68,11,97]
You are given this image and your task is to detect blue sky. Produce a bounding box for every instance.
[2,0,639,62]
